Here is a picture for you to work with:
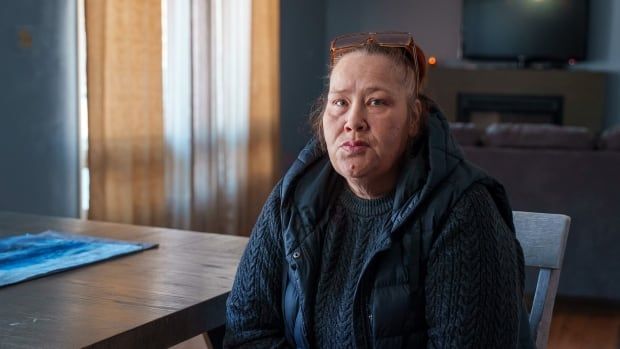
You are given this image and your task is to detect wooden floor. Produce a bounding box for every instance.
[547,298,620,349]
[173,298,620,349]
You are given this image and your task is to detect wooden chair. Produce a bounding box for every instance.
[513,211,571,349]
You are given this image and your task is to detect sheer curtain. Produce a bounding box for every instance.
[190,0,253,235]
[162,0,193,229]
[184,0,280,236]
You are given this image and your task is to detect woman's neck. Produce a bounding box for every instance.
[345,174,397,200]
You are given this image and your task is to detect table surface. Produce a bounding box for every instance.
[0,211,248,348]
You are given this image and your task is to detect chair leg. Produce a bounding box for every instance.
[202,333,214,349]
[203,325,225,349]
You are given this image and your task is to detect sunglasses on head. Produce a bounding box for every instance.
[329,31,421,96]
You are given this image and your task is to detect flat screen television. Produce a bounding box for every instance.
[461,0,589,65]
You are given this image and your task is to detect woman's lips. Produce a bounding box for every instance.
[340,140,369,154]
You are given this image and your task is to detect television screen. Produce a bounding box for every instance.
[462,0,589,63]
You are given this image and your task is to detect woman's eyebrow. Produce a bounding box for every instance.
[328,87,351,94]
[328,88,349,94]
[362,86,394,95]
[329,86,393,95]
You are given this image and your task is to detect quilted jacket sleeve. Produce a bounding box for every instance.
[223,182,291,349]
[425,183,524,349]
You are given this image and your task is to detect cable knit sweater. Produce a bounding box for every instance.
[314,188,393,348]
[224,181,522,348]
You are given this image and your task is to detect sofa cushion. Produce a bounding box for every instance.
[600,126,620,151]
[483,123,594,150]
[448,122,483,146]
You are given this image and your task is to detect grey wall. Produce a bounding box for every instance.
[0,0,79,217]
[581,0,620,128]
[280,0,327,171]
[326,0,463,64]
[280,1,620,168]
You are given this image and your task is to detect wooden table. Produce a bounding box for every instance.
[0,211,248,348]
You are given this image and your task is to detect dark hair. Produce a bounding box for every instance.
[309,43,429,150]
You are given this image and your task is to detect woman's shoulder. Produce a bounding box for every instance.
[443,182,512,237]
[247,180,285,241]
[455,182,498,212]
[429,181,520,266]
[257,179,285,216]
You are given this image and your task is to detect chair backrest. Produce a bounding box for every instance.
[512,211,571,349]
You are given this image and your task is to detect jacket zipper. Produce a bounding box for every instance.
[366,301,374,348]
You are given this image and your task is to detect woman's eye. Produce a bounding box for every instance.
[332,99,347,107]
[368,99,387,106]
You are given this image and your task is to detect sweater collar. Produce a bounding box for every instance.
[339,187,394,218]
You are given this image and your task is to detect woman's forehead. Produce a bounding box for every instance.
[329,53,407,93]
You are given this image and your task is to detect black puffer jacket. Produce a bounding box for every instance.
[225,102,533,348]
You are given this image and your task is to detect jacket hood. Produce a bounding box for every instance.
[280,100,467,234]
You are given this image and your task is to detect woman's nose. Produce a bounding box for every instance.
[344,107,368,132]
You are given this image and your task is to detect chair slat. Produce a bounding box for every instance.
[513,211,571,269]
[513,211,571,349]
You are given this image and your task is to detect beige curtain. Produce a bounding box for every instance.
[85,0,279,235]
[247,0,280,235]
[86,0,166,227]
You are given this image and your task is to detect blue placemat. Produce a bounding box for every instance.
[0,230,158,288]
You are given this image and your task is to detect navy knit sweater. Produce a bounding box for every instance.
[314,188,393,348]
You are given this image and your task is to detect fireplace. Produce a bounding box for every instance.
[456,93,564,128]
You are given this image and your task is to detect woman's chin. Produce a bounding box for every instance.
[336,161,372,180]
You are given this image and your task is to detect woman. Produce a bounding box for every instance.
[224,32,531,348]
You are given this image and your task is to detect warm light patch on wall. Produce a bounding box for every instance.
[17,27,33,48]
[428,56,437,66]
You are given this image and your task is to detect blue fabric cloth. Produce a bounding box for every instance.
[0,230,157,288]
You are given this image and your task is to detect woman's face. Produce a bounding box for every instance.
[323,52,416,193]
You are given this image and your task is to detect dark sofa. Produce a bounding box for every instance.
[451,123,620,301]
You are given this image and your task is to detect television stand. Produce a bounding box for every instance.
[424,66,606,132]
[523,61,570,70]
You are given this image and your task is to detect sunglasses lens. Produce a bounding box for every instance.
[373,32,411,45]
[332,33,368,49]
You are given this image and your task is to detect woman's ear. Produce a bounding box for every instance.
[408,99,422,137]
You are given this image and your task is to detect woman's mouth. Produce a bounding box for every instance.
[341,140,369,154]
